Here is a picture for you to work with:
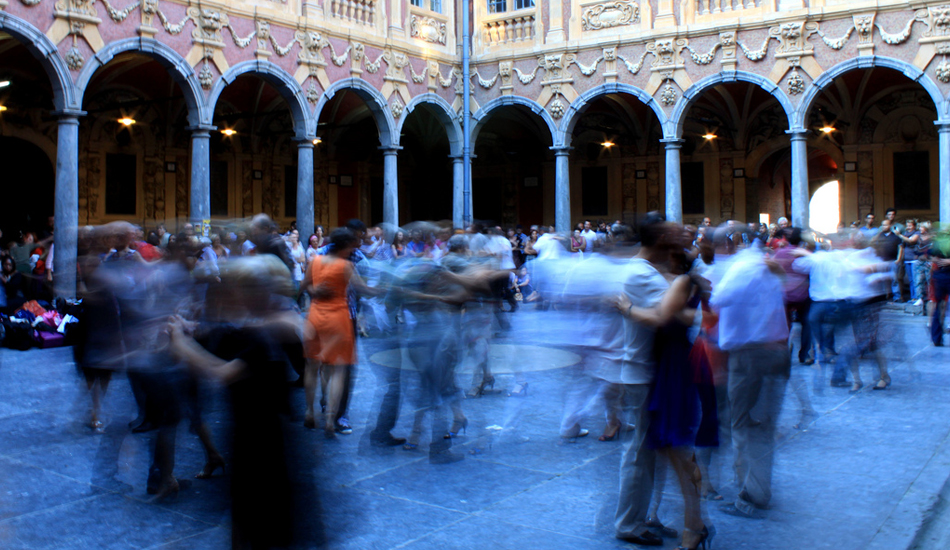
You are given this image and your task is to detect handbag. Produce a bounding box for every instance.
[514,291,523,302]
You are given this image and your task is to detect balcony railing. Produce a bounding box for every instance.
[481,7,538,48]
[329,0,375,26]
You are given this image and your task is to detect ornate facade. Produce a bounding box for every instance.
[1,0,950,295]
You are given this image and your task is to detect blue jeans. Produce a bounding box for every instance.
[808,300,850,383]
[905,261,917,301]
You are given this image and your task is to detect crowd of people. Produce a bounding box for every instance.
[1,208,939,550]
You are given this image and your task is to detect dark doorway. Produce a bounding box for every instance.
[0,137,54,245]
[474,177,503,225]
[894,151,930,211]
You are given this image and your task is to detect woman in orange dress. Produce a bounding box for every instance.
[303,228,367,437]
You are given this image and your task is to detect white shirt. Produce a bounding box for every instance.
[241,239,256,256]
[793,250,849,302]
[710,249,788,351]
[621,257,669,384]
[581,229,597,253]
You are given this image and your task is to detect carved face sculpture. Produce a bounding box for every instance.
[200,10,222,31]
[142,0,157,14]
[780,22,801,39]
[854,16,872,36]
[499,61,512,77]
[934,6,950,31]
[256,20,270,39]
[544,55,563,77]
[306,32,322,52]
[720,32,734,46]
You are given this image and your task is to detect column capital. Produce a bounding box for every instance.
[936,120,950,132]
[186,124,216,135]
[52,110,85,123]
[295,137,316,149]
[786,128,810,140]
[551,146,572,156]
[660,138,684,147]
[379,145,403,155]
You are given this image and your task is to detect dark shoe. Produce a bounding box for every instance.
[616,530,663,546]
[372,435,407,447]
[467,375,496,398]
[335,418,353,435]
[131,420,158,434]
[645,517,678,538]
[429,451,464,464]
[196,457,226,479]
[719,503,760,519]
[303,415,316,429]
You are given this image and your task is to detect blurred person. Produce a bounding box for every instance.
[616,240,713,549]
[913,222,934,311]
[211,233,229,263]
[795,242,851,388]
[0,255,27,313]
[156,223,170,248]
[570,229,585,254]
[237,230,255,256]
[249,214,294,275]
[582,220,597,253]
[841,244,893,391]
[169,255,318,550]
[406,229,426,257]
[613,213,675,547]
[702,217,712,228]
[314,225,326,248]
[306,233,322,264]
[287,229,306,294]
[929,229,950,346]
[371,225,394,262]
[711,247,789,519]
[303,228,379,437]
[777,217,789,230]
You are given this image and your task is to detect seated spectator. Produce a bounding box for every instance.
[0,256,27,313]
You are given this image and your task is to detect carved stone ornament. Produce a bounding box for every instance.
[499,61,513,87]
[65,46,84,70]
[198,65,214,89]
[391,99,404,119]
[936,59,950,83]
[603,47,617,61]
[581,1,640,31]
[187,7,228,44]
[549,98,565,119]
[410,15,447,45]
[853,14,874,43]
[660,83,677,106]
[787,70,805,95]
[296,31,328,65]
[307,82,320,103]
[924,5,950,37]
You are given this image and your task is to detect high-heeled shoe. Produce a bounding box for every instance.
[598,422,621,442]
[196,457,226,479]
[150,477,180,502]
[467,376,495,398]
[444,417,468,439]
[675,525,710,550]
[873,374,891,390]
[508,382,529,397]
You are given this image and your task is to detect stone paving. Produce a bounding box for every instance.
[0,307,948,550]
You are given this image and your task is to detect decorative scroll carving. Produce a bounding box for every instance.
[408,61,427,83]
[99,0,140,22]
[877,15,917,44]
[270,34,296,56]
[617,51,648,74]
[225,23,256,48]
[410,15,447,45]
[571,55,604,76]
[328,42,350,66]
[475,69,498,88]
[817,26,853,50]
[581,1,639,31]
[739,35,771,61]
[683,43,720,65]
[514,65,540,84]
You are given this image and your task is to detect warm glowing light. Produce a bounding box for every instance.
[820,126,835,134]
[221,129,236,136]
[601,140,614,148]
[759,213,770,226]
[0,106,7,112]
[810,180,840,235]
[313,137,322,145]
[118,117,135,126]
[703,133,717,140]
[0,81,9,88]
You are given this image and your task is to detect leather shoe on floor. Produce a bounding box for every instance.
[616,531,663,546]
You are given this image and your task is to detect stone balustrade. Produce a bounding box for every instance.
[482,9,538,48]
[329,0,375,26]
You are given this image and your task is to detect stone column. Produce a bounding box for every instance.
[53,111,83,299]
[788,128,810,229]
[938,122,950,224]
[296,139,315,236]
[552,147,571,233]
[451,155,464,229]
[661,138,683,222]
[380,146,401,227]
[188,125,213,223]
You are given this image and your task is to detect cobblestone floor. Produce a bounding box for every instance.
[0,306,947,550]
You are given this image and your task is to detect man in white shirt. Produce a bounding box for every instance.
[710,248,789,519]
[794,247,851,387]
[581,220,598,253]
[613,213,673,546]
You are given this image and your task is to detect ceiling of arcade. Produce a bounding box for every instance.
[3,0,950,145]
